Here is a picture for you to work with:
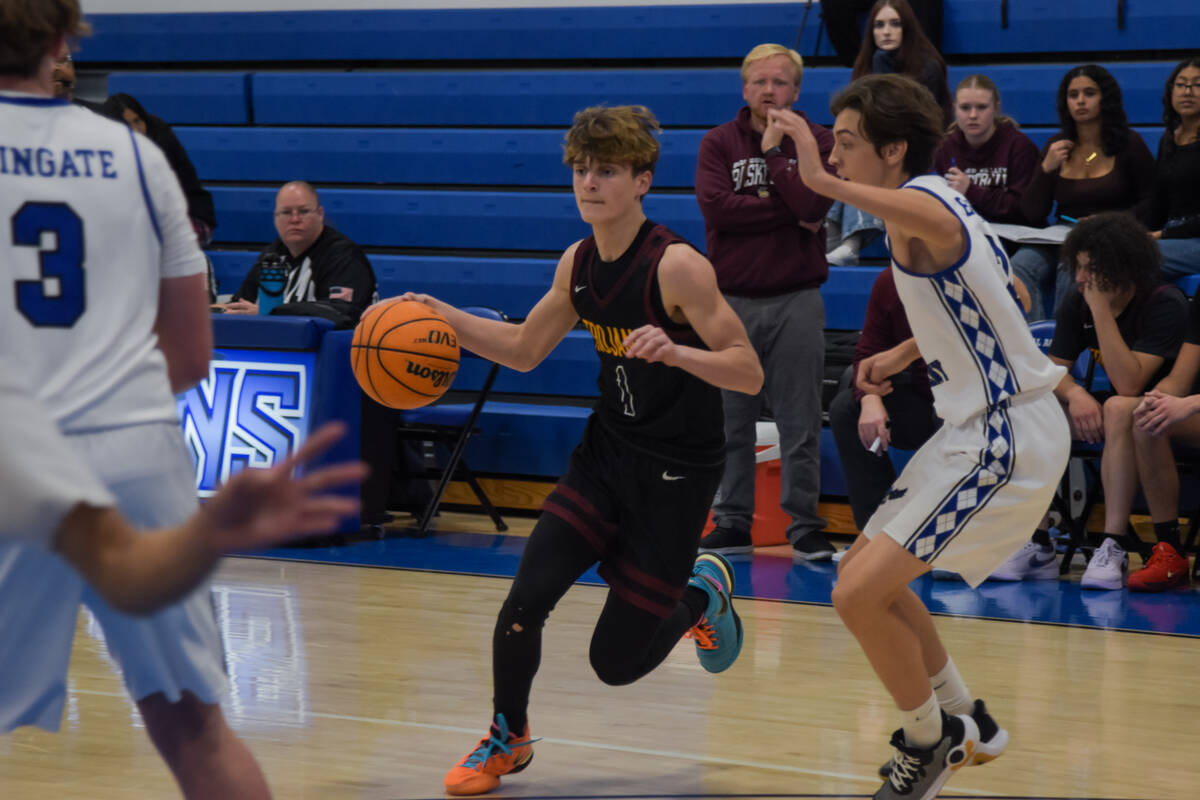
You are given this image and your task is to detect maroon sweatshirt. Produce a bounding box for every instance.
[852,267,930,402]
[695,106,836,297]
[932,121,1040,224]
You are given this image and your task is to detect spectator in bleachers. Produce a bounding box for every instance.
[223,181,376,323]
[851,0,951,122]
[933,74,1040,225]
[1137,58,1200,282]
[828,0,951,266]
[49,45,101,111]
[1015,64,1155,321]
[829,268,939,532]
[694,43,836,561]
[1124,292,1200,589]
[1048,214,1188,591]
[99,93,216,248]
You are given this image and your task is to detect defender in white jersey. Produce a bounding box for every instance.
[0,355,365,613]
[771,74,1069,800]
[0,4,269,797]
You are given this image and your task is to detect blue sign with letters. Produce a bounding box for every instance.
[177,348,314,497]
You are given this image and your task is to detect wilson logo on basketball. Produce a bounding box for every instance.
[406,360,456,388]
[419,330,458,348]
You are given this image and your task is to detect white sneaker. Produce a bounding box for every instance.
[1080,538,1128,590]
[988,540,1059,581]
[825,242,859,266]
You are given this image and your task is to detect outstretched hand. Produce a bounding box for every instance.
[198,421,368,552]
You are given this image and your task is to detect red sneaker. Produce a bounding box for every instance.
[444,714,537,795]
[1128,542,1190,593]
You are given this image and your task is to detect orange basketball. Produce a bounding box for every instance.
[351,299,460,409]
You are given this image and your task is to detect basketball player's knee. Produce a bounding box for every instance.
[138,691,226,759]
[588,642,641,686]
[830,579,871,628]
[497,594,550,638]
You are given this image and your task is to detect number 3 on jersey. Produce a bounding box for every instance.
[12,202,85,327]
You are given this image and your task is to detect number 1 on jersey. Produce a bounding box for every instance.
[12,202,85,328]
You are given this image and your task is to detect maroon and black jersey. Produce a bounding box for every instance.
[571,220,724,466]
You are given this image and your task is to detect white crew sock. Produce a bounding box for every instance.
[901,691,942,748]
[931,656,973,716]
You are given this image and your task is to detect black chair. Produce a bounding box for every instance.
[393,306,509,536]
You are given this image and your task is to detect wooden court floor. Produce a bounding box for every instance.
[2,546,1197,799]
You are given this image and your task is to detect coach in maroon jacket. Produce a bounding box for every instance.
[694,43,838,562]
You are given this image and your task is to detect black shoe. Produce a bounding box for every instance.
[878,698,1007,777]
[792,530,835,562]
[873,712,979,799]
[698,525,754,556]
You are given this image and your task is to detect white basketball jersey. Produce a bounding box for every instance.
[888,175,1066,425]
[0,92,205,433]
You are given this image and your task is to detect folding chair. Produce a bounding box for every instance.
[393,306,509,537]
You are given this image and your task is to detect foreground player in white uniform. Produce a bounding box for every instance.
[1,2,288,796]
[771,74,1069,799]
[0,365,364,613]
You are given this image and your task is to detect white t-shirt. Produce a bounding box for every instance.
[888,175,1066,425]
[0,363,114,547]
[0,92,206,433]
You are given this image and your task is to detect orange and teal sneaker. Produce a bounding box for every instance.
[685,552,743,673]
[444,713,538,796]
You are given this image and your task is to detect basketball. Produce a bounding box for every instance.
[351,299,460,409]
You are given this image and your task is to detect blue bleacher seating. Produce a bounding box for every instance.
[106,72,250,124]
[85,3,1199,488]
[208,186,706,251]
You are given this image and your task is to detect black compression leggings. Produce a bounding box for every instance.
[492,511,708,731]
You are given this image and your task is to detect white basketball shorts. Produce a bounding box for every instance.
[0,422,226,732]
[864,390,1070,587]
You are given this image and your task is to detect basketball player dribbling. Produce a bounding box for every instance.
[769,75,1070,799]
[0,2,291,796]
[392,105,763,795]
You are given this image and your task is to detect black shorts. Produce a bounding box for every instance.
[540,417,723,618]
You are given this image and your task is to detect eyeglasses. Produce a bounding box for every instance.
[274,207,318,219]
[1173,81,1200,93]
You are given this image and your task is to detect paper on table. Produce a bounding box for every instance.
[988,223,1073,245]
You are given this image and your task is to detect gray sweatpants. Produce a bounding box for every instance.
[712,288,826,543]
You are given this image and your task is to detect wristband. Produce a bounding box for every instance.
[763,145,783,158]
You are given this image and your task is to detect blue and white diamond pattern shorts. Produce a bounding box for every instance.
[863,390,1069,587]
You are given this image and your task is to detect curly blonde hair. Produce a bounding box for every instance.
[562,105,661,176]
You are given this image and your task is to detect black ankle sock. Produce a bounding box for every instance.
[1153,521,1182,552]
[683,584,709,625]
[1031,528,1053,548]
[495,709,527,736]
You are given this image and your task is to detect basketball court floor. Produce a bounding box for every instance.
[3,513,1197,799]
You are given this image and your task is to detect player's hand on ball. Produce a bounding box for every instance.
[623,325,677,365]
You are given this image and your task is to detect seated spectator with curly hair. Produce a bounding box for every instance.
[1048,213,1189,591]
